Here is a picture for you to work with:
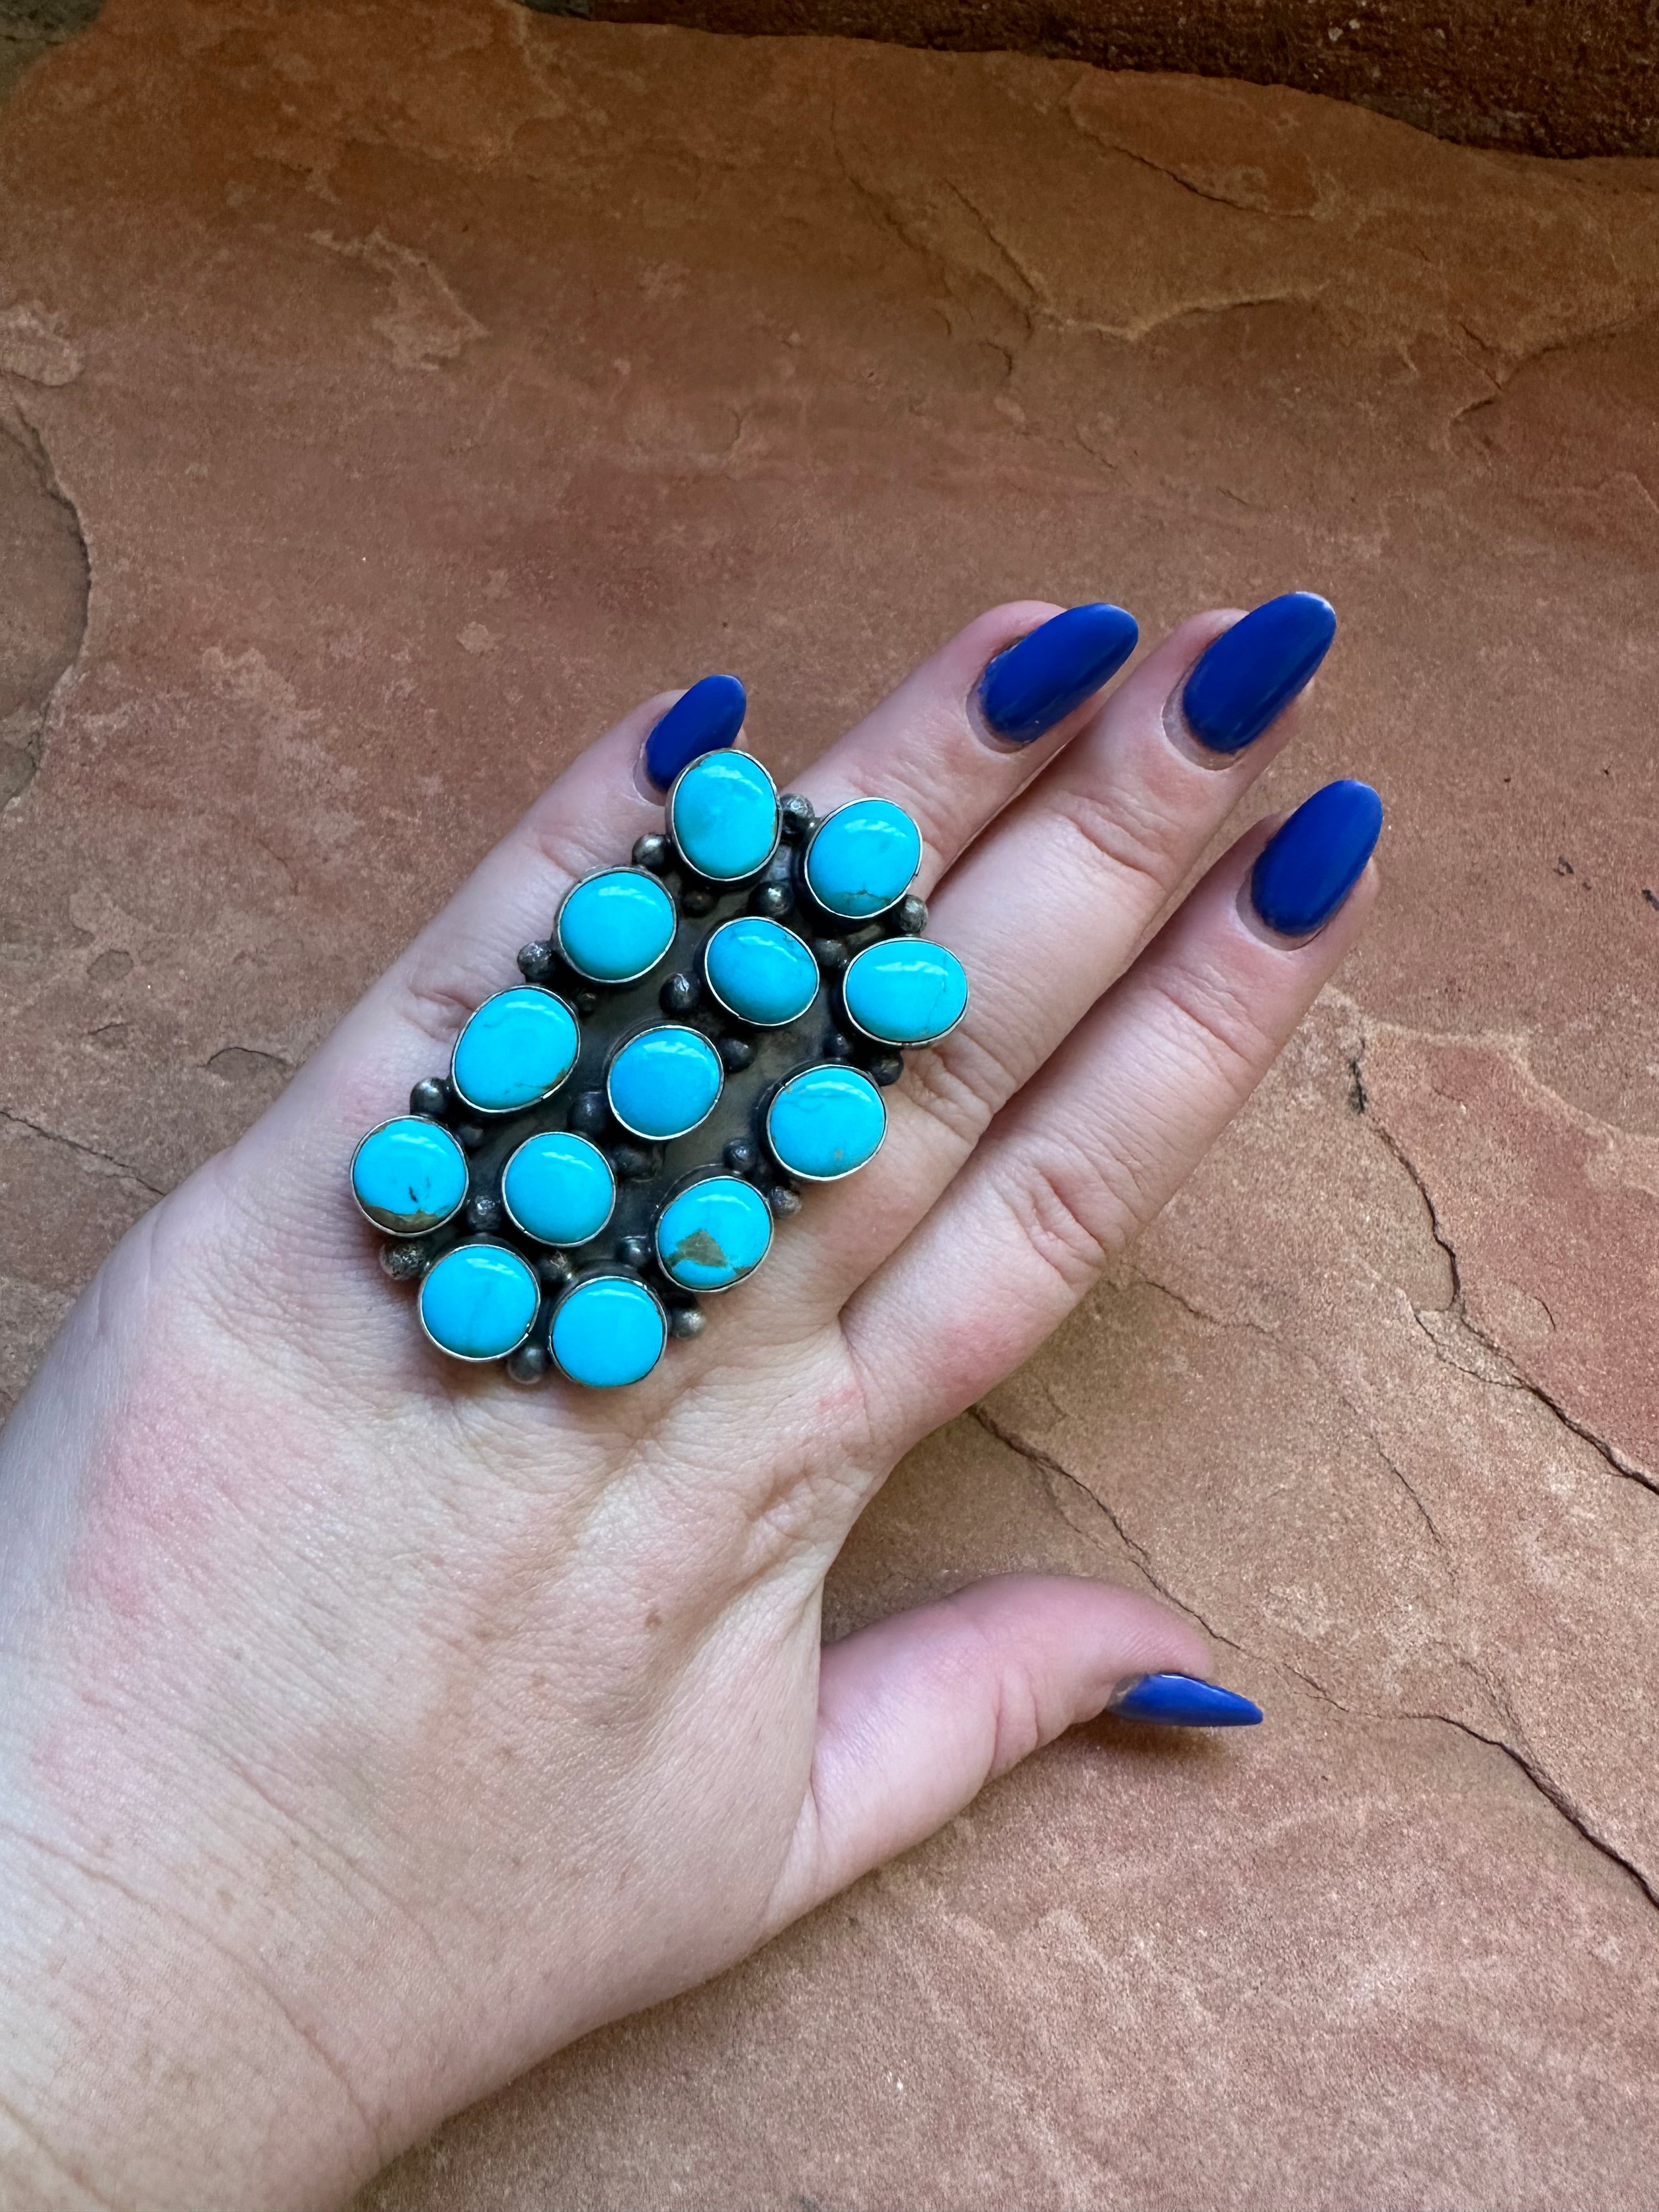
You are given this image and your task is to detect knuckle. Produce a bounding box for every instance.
[989,1658,1049,1777]
[1049,782,1183,905]
[383,814,620,1056]
[1000,1144,1136,1295]
[389,958,482,1056]
[1147,960,1276,1094]
[517,805,615,890]
[899,1024,1021,1151]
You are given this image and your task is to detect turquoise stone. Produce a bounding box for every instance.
[418,1242,540,1361]
[450,986,579,1114]
[805,798,923,919]
[842,939,968,1047]
[501,1131,615,1247]
[550,1274,667,1387]
[702,916,820,1027]
[655,1175,774,1292]
[765,1064,887,1182]
[668,750,778,882]
[607,1024,724,1141]
[556,868,677,984]
[351,1115,469,1235]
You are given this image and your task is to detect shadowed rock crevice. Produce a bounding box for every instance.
[522,0,1659,160]
[975,996,1659,1916]
[0,0,102,100]
[970,1400,1247,1656]
[0,401,89,810]
[975,1393,1659,1914]
[0,1108,163,1199]
[1350,1029,1659,1496]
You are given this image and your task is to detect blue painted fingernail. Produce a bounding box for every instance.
[1250,778,1384,940]
[1182,591,1336,755]
[977,603,1139,744]
[643,673,746,791]
[1108,1673,1263,1728]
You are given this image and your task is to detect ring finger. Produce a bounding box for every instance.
[777,593,1335,1306]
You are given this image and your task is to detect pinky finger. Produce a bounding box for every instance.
[842,783,1382,1451]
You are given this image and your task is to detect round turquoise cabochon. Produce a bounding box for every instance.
[607,1025,724,1141]
[766,1064,887,1182]
[805,798,922,919]
[450,986,579,1114]
[668,751,779,882]
[702,915,820,1028]
[550,1274,668,1387]
[501,1131,616,1248]
[556,868,677,985]
[655,1175,774,1292]
[842,940,968,1048]
[352,1115,469,1235]
[419,1242,540,1361]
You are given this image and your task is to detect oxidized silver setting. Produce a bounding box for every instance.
[352,752,967,1385]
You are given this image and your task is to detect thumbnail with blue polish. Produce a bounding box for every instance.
[978,602,1139,744]
[703,916,820,1027]
[557,869,677,984]
[1183,591,1337,755]
[551,1274,667,1387]
[656,1176,774,1292]
[805,799,922,919]
[644,673,746,792]
[669,751,779,882]
[501,1132,616,1248]
[1109,1674,1263,1728]
[352,1116,469,1235]
[450,988,579,1114]
[1250,778,1383,940]
[419,1243,540,1362]
[607,1025,724,1142]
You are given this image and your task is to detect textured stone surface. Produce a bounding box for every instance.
[3,3,1659,2204]
[0,1,100,100]
[545,0,1659,160]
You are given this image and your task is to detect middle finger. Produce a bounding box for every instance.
[778,592,1335,1307]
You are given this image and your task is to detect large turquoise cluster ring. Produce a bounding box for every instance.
[351,754,968,1389]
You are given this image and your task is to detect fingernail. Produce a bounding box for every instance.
[1182,591,1336,755]
[1107,1673,1263,1727]
[977,603,1138,744]
[1250,778,1384,940]
[643,673,747,791]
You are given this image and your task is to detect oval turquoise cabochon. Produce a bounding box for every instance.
[607,1024,724,1142]
[655,1175,774,1292]
[765,1064,887,1182]
[842,939,968,1048]
[805,798,922,919]
[702,915,820,1028]
[419,1242,541,1361]
[450,986,580,1114]
[501,1131,616,1248]
[668,750,779,882]
[550,1274,668,1387]
[556,867,677,985]
[351,1115,469,1235]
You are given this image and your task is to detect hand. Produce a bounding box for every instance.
[0,594,1377,2209]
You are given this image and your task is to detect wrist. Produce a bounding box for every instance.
[0,1726,387,2210]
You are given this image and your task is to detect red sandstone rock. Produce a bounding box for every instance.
[2,4,1658,2204]
[552,0,1659,161]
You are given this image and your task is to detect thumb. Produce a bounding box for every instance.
[770,1574,1259,1926]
